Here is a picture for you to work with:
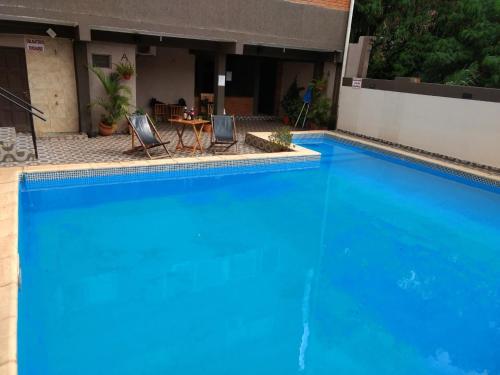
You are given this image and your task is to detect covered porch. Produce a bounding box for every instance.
[86,29,341,134]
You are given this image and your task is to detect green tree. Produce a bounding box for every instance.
[351,0,500,88]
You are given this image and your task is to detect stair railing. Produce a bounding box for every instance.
[0,86,46,159]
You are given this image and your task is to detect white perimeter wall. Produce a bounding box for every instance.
[338,86,500,168]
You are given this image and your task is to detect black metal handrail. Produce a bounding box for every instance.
[0,86,45,115]
[0,86,46,159]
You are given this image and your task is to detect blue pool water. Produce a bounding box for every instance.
[19,137,500,375]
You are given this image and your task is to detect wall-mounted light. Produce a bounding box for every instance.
[46,28,57,38]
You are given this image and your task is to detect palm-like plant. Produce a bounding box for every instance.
[90,67,131,127]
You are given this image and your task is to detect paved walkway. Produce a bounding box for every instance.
[2,120,285,167]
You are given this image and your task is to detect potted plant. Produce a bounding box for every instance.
[90,67,131,136]
[281,77,304,126]
[268,126,293,152]
[114,61,135,80]
[307,78,331,130]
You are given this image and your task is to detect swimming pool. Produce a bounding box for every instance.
[19,136,500,374]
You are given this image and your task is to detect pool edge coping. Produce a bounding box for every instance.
[319,131,500,186]
[0,167,20,375]
[1,130,499,374]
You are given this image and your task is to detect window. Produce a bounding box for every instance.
[92,54,111,68]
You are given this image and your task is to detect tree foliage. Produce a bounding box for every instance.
[351,0,500,87]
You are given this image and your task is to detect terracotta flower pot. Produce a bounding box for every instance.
[202,123,212,133]
[122,74,132,80]
[283,115,290,125]
[99,123,115,136]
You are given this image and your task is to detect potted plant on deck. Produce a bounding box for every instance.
[90,67,131,136]
[281,77,304,126]
[307,78,331,130]
[114,61,135,80]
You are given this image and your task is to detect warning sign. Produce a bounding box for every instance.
[25,39,45,52]
[352,78,362,89]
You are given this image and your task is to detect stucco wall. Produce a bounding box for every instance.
[323,62,338,99]
[0,34,79,135]
[338,86,500,168]
[345,36,373,79]
[87,42,136,133]
[279,62,314,115]
[0,0,348,52]
[136,47,195,114]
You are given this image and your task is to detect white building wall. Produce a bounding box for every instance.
[338,86,500,168]
[136,47,195,114]
[87,42,137,133]
[0,34,79,135]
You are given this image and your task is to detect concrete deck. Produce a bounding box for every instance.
[1,120,285,168]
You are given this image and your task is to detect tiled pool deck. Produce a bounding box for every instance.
[1,128,499,374]
[2,120,285,167]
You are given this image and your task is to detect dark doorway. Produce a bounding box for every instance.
[194,54,214,96]
[258,60,278,115]
[0,47,32,132]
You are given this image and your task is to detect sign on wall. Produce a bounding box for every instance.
[352,78,362,89]
[218,75,226,87]
[25,38,45,52]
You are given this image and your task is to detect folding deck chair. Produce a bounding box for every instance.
[208,115,238,154]
[125,114,173,159]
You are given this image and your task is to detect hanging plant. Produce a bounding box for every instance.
[114,61,135,80]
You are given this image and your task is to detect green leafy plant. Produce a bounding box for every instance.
[114,61,135,79]
[90,67,131,127]
[281,77,304,124]
[445,62,480,86]
[351,0,500,88]
[132,108,146,115]
[269,126,293,151]
[307,78,331,127]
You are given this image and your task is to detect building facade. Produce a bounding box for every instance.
[0,0,351,136]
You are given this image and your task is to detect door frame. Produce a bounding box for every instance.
[0,46,34,133]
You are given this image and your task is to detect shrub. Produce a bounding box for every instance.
[269,127,293,151]
[281,77,304,124]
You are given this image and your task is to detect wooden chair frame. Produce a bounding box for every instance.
[126,113,173,159]
[153,103,169,123]
[169,105,185,121]
[208,115,238,154]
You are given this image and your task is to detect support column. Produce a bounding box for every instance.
[330,62,343,129]
[253,59,261,115]
[313,61,325,80]
[213,52,226,115]
[73,41,94,136]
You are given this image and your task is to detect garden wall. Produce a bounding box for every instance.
[338,79,500,168]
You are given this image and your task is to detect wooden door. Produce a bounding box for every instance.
[0,47,32,132]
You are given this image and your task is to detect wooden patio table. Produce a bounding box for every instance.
[169,118,210,154]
